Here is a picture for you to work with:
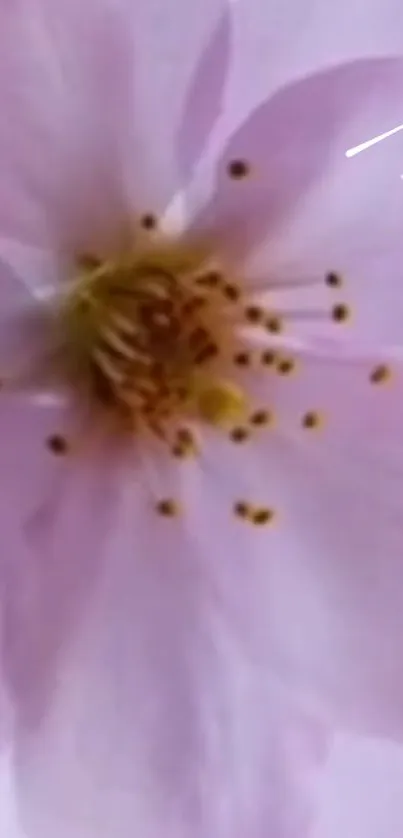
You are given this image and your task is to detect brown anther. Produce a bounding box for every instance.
[230,426,249,443]
[252,508,274,526]
[223,283,240,302]
[233,501,251,519]
[261,350,276,366]
[194,343,219,365]
[325,271,342,288]
[370,364,391,384]
[233,351,250,367]
[196,271,221,288]
[156,499,179,517]
[182,296,206,315]
[172,445,186,458]
[277,358,295,375]
[227,158,250,179]
[250,409,270,427]
[302,411,320,429]
[332,303,350,322]
[245,305,264,324]
[189,326,210,349]
[46,434,69,455]
[265,316,282,334]
[172,428,197,458]
[140,213,157,230]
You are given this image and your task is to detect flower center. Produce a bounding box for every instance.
[57,239,248,438]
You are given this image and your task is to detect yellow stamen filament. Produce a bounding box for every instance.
[57,239,249,441]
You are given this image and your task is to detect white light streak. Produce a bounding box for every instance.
[345,123,403,158]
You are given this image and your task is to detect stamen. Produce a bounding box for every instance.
[92,348,125,384]
[61,239,249,439]
[101,326,139,360]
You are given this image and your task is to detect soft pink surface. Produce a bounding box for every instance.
[0,1,403,836]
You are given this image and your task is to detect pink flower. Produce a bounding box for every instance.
[0,1,403,836]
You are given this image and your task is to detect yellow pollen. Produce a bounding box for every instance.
[197,381,247,426]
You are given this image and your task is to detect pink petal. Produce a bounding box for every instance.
[127,0,229,224]
[177,10,232,187]
[226,0,403,119]
[217,340,403,737]
[315,734,403,838]
[0,0,229,250]
[0,0,139,250]
[0,241,62,376]
[192,58,403,343]
[0,397,127,729]
[2,431,327,837]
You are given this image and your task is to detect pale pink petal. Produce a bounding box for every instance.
[127,0,229,224]
[314,734,403,838]
[0,397,127,729]
[0,241,62,376]
[0,0,229,250]
[192,58,403,343]
[204,340,403,737]
[177,10,232,187]
[0,0,139,250]
[0,432,327,838]
[226,0,403,123]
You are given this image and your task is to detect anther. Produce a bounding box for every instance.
[370,364,391,384]
[332,303,350,322]
[47,434,69,455]
[227,159,250,179]
[156,499,179,516]
[252,508,275,525]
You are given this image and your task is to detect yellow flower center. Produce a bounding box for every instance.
[56,237,248,438]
